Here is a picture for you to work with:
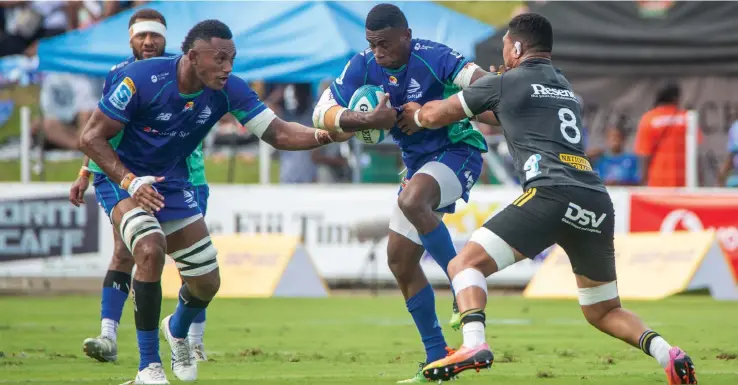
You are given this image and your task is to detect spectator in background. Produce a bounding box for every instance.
[592,125,640,186]
[0,1,77,57]
[634,82,701,187]
[103,1,150,19]
[718,120,738,187]
[277,83,318,183]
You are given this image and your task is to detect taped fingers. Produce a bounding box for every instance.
[170,236,218,277]
[119,207,164,253]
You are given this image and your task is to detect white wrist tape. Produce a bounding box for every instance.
[414,109,424,128]
[129,20,166,40]
[453,62,481,89]
[125,176,158,196]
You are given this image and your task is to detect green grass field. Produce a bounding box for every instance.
[0,294,736,385]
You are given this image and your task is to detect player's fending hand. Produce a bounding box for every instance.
[69,175,90,207]
[397,102,424,135]
[368,93,397,130]
[122,174,166,214]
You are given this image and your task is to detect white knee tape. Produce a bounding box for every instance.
[578,281,619,306]
[451,268,488,295]
[388,199,443,245]
[415,161,463,209]
[119,208,164,253]
[161,213,203,236]
[170,236,218,277]
[469,227,515,271]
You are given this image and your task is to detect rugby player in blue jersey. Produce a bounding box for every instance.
[312,4,498,382]
[70,8,211,365]
[78,20,351,384]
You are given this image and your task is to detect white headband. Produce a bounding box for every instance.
[129,20,166,40]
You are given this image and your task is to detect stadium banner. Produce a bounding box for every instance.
[629,192,738,279]
[0,183,630,286]
[0,184,104,277]
[523,231,738,301]
[161,234,329,298]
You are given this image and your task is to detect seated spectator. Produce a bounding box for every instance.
[0,1,77,57]
[592,125,641,186]
[34,71,100,150]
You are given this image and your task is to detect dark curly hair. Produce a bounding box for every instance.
[181,20,233,53]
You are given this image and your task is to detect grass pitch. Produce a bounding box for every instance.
[0,294,736,384]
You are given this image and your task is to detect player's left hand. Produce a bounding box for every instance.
[398,102,424,135]
[331,131,354,143]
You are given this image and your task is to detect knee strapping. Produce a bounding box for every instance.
[451,268,488,295]
[469,227,515,270]
[119,208,164,253]
[170,236,218,277]
[578,281,619,306]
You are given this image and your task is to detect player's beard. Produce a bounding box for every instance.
[134,46,165,61]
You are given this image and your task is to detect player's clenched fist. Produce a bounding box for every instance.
[315,129,354,144]
[369,93,398,130]
[120,173,165,213]
[397,101,424,135]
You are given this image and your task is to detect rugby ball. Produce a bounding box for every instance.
[348,85,390,144]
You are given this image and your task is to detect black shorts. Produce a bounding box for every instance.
[484,185,616,282]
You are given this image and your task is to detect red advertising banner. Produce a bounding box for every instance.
[629,193,738,278]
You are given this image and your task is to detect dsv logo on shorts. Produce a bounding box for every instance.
[562,202,606,233]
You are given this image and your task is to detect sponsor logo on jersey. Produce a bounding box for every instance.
[183,189,198,208]
[183,101,194,111]
[407,78,423,100]
[414,42,433,51]
[559,153,593,171]
[156,113,172,121]
[562,202,606,233]
[530,84,578,102]
[151,72,169,83]
[389,76,398,86]
[109,77,136,110]
[197,105,212,124]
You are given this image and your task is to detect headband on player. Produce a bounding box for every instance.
[129,20,166,40]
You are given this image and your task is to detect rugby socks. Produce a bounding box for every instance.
[100,270,132,342]
[169,283,210,339]
[639,330,672,368]
[132,280,162,370]
[407,284,447,363]
[189,311,206,346]
[460,309,486,349]
[418,221,456,277]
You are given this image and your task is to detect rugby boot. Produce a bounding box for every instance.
[422,344,493,382]
[398,348,458,383]
[82,335,118,362]
[665,347,697,384]
[190,342,208,362]
[161,315,197,381]
[397,362,428,383]
[120,363,170,385]
[448,298,461,331]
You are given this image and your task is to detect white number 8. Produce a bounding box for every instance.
[558,107,581,144]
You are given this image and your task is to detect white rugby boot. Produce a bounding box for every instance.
[190,343,208,362]
[160,315,197,381]
[120,363,169,384]
[82,335,118,362]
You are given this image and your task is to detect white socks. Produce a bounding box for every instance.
[188,321,205,346]
[462,321,486,349]
[101,318,118,342]
[649,336,673,369]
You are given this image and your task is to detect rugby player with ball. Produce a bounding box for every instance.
[312,4,497,382]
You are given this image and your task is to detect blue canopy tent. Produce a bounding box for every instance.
[37,1,494,83]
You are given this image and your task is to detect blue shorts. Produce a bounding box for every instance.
[93,174,209,222]
[399,144,483,214]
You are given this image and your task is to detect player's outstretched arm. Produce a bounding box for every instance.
[260,117,353,151]
[416,73,502,130]
[313,90,396,133]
